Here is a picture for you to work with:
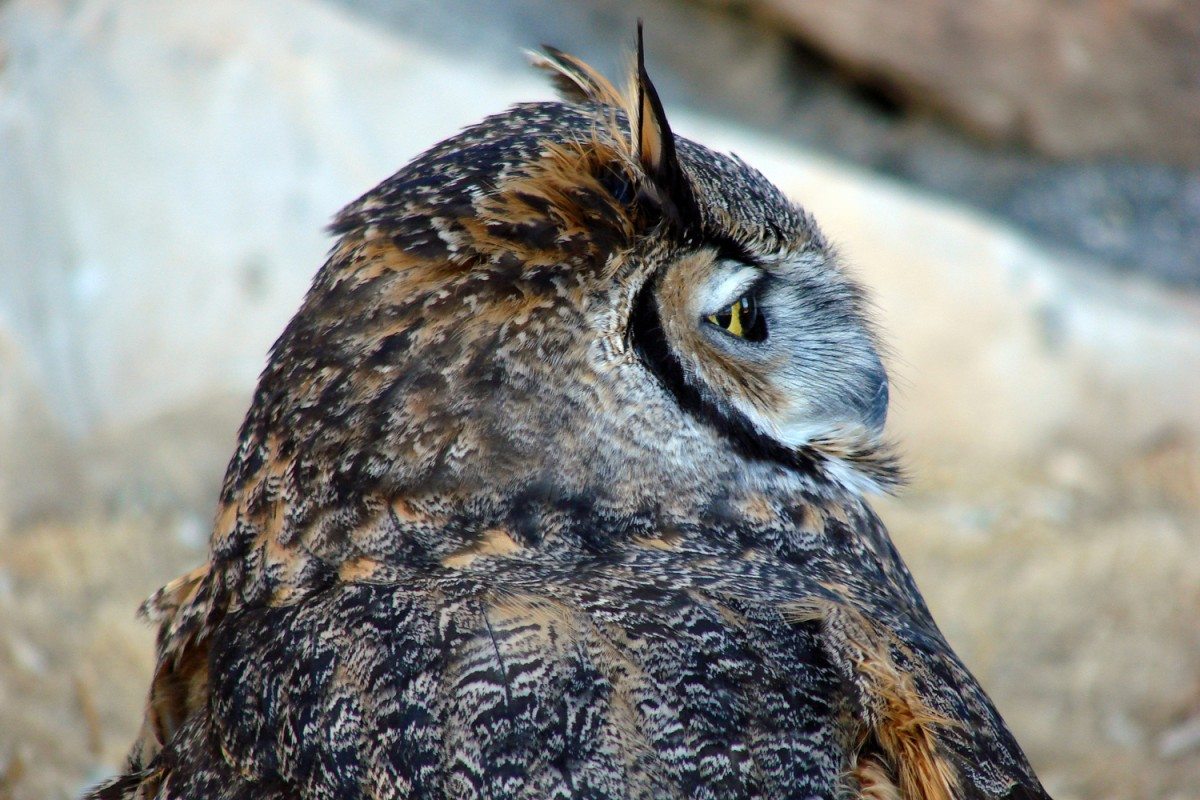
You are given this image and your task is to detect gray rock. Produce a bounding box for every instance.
[740,0,1200,164]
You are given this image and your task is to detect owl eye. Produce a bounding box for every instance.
[706,294,766,341]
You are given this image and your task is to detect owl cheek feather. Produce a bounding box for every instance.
[769,360,890,451]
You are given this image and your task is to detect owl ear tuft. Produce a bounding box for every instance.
[532,29,699,231]
[631,23,699,233]
[528,46,625,108]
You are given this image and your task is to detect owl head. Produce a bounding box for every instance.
[223,32,897,581]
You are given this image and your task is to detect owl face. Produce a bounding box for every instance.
[631,236,889,485]
[527,44,894,496]
[580,63,894,495]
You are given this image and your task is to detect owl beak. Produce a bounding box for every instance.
[833,359,890,444]
[772,356,890,452]
[859,365,890,438]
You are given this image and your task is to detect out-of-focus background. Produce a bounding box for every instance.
[1,1,1199,797]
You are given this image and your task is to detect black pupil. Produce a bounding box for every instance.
[712,295,767,341]
[738,296,758,332]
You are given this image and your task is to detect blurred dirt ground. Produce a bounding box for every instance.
[2,435,1199,800]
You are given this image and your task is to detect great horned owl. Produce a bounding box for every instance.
[89,35,1050,800]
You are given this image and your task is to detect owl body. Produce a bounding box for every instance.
[90,45,1049,800]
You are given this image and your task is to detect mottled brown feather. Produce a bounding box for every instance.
[87,39,1050,800]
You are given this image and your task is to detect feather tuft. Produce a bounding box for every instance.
[528,45,624,107]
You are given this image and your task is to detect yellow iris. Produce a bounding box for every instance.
[707,296,754,338]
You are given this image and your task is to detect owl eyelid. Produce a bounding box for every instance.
[700,263,762,317]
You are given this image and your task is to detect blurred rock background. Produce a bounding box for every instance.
[1,1,1198,798]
